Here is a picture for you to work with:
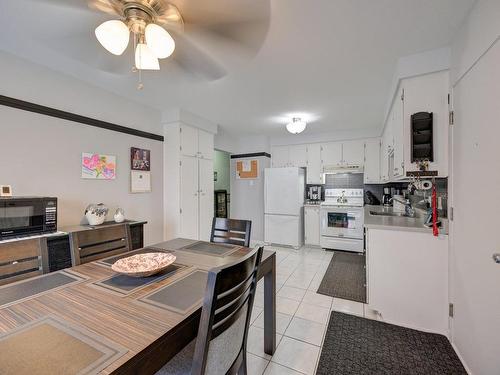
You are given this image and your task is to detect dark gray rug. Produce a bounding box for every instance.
[317,250,366,303]
[317,312,467,375]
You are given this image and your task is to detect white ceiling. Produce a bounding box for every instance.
[0,0,474,137]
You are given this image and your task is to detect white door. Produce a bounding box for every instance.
[180,156,199,239]
[306,143,322,184]
[271,146,290,167]
[364,139,380,183]
[450,41,500,374]
[264,168,300,215]
[180,124,198,157]
[380,138,389,182]
[198,129,214,160]
[304,207,320,246]
[321,142,342,166]
[198,158,214,241]
[342,140,365,165]
[392,89,405,178]
[289,144,307,167]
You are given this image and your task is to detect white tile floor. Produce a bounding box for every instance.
[247,245,371,375]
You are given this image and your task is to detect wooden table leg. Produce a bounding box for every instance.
[263,253,276,355]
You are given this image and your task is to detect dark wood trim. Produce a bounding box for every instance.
[0,95,164,142]
[230,152,271,159]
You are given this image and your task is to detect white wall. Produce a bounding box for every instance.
[0,52,164,245]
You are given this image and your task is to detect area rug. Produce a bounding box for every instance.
[316,312,467,375]
[317,250,366,303]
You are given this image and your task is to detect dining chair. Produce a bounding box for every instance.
[0,237,49,286]
[157,245,264,375]
[210,218,252,248]
[69,223,132,265]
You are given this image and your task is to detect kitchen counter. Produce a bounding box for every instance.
[364,205,448,235]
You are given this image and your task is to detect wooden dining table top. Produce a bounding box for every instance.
[0,238,276,375]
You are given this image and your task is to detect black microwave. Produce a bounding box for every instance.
[0,197,57,240]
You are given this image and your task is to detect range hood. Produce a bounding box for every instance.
[322,164,364,174]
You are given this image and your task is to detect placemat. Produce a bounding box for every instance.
[180,241,240,257]
[0,316,127,375]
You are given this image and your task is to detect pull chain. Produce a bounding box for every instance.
[132,32,144,90]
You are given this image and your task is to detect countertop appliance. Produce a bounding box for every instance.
[0,197,57,240]
[264,167,305,248]
[382,187,392,207]
[307,185,323,202]
[320,188,364,252]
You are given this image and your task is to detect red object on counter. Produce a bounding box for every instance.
[432,183,439,236]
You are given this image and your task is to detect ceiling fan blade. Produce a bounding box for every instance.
[23,0,120,16]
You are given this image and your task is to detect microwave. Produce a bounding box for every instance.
[0,197,57,240]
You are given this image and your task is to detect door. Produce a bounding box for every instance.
[198,129,214,160]
[289,144,307,167]
[392,89,405,178]
[321,142,342,166]
[304,207,320,246]
[364,140,380,183]
[320,206,363,239]
[180,156,199,239]
[198,158,214,241]
[306,143,322,184]
[342,140,365,165]
[180,124,198,157]
[271,146,289,167]
[450,41,500,374]
[264,168,300,215]
[265,214,300,247]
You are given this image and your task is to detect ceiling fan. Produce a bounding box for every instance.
[32,0,270,88]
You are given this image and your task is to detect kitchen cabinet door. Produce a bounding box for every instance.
[306,143,322,184]
[304,206,320,246]
[198,129,214,160]
[180,124,198,157]
[380,138,389,182]
[342,140,365,165]
[289,144,307,167]
[180,156,199,239]
[198,158,214,241]
[321,142,342,166]
[364,139,381,183]
[271,146,290,167]
[392,89,405,178]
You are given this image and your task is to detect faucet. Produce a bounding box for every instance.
[404,199,415,217]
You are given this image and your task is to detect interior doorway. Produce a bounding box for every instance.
[213,149,231,218]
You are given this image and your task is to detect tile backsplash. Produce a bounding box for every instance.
[324,173,364,189]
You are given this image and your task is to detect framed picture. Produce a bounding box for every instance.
[81,153,116,180]
[131,147,151,171]
[131,170,151,193]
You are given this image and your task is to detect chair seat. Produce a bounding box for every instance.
[156,340,195,375]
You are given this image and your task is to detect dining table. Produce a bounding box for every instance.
[0,238,276,375]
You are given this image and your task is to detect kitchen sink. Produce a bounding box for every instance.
[369,210,415,218]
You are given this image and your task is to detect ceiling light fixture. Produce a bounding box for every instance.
[286,118,307,134]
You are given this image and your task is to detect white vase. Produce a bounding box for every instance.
[114,208,125,223]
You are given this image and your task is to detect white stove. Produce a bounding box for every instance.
[320,188,365,252]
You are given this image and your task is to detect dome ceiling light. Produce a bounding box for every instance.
[286,118,307,134]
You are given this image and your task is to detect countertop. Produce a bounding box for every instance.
[364,205,448,235]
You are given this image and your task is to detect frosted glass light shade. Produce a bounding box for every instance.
[286,118,307,134]
[145,23,175,59]
[135,43,160,70]
[95,20,130,55]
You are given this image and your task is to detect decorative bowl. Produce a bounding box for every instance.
[111,252,177,278]
[85,203,109,225]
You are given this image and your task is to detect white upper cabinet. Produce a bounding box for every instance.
[306,143,322,184]
[198,129,214,160]
[364,139,381,183]
[342,140,365,165]
[289,144,308,167]
[180,124,198,157]
[271,146,290,167]
[321,142,343,166]
[392,88,405,179]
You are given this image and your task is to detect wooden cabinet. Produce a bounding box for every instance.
[198,129,214,160]
[342,140,365,165]
[306,144,322,184]
[392,88,405,179]
[364,139,381,183]
[304,206,320,246]
[321,142,343,166]
[271,146,289,167]
[289,144,308,167]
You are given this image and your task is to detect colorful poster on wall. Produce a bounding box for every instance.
[131,147,151,171]
[236,159,259,179]
[81,153,116,180]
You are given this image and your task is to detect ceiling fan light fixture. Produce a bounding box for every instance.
[145,23,175,59]
[135,43,160,70]
[286,118,307,134]
[95,20,130,56]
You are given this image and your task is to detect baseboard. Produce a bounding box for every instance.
[451,342,472,375]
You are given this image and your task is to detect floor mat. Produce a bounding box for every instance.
[317,250,366,303]
[316,312,467,375]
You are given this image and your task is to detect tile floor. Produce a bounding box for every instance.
[247,245,372,375]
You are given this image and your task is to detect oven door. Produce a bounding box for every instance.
[320,206,363,239]
[0,199,47,238]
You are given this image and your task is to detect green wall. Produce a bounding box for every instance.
[213,150,230,193]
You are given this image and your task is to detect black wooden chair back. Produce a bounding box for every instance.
[210,218,252,248]
[69,224,132,265]
[191,246,263,375]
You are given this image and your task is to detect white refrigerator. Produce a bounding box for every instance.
[264,167,305,248]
